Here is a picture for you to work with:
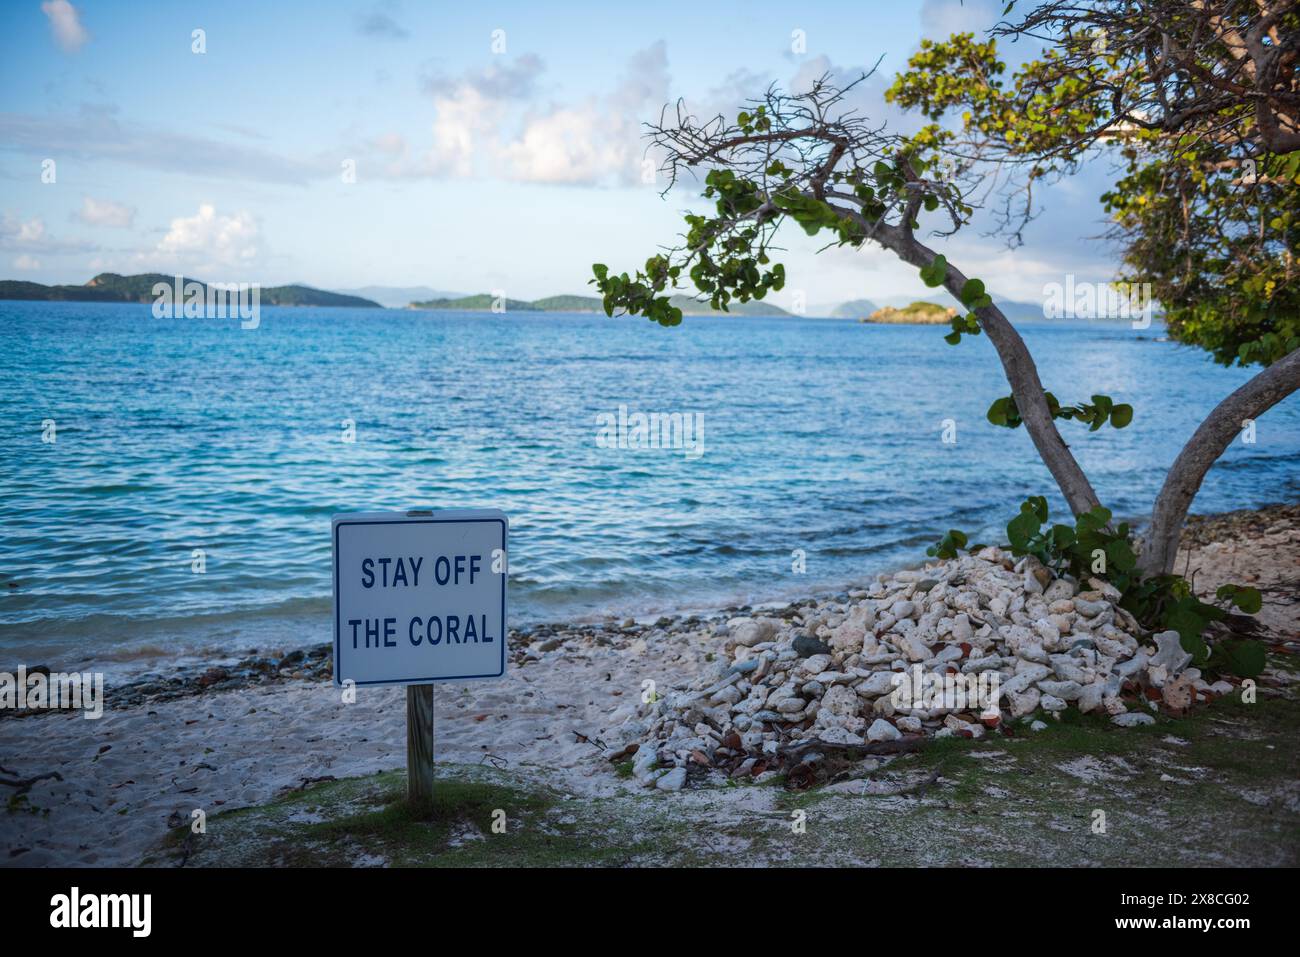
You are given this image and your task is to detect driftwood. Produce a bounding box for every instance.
[878,768,942,798]
[777,734,926,762]
[279,774,337,794]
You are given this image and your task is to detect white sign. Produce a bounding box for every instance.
[332,510,508,687]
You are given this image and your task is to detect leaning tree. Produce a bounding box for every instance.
[889,0,1300,579]
[592,1,1299,669]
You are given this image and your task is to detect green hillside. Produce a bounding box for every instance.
[831,298,880,319]
[409,294,538,311]
[259,284,380,307]
[0,273,381,308]
[530,294,604,311]
[409,291,792,317]
[667,295,789,317]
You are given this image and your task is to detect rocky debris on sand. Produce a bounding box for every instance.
[603,549,1241,790]
[12,615,696,717]
[0,645,340,717]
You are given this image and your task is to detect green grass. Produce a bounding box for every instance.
[155,691,1300,868]
[153,766,672,867]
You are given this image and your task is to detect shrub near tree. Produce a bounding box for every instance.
[592,1,1298,676]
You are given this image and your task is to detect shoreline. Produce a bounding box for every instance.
[4,502,1296,717]
[1,502,1295,866]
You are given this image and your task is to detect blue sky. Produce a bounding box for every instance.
[0,0,1125,306]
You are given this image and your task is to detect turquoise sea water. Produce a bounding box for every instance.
[1,301,1296,671]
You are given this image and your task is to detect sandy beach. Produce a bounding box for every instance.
[3,504,1296,868]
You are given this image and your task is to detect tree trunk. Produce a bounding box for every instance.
[878,226,1104,518]
[1139,347,1300,576]
[843,213,1296,578]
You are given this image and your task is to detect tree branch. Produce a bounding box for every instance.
[1140,347,1300,576]
[869,220,1104,517]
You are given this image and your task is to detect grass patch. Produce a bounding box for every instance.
[150,690,1299,867]
[158,765,671,868]
[302,776,549,859]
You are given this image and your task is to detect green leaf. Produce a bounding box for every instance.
[920,254,948,287]
[957,277,992,309]
[1214,639,1265,678]
[1049,523,1076,549]
[1007,509,1040,550]
[1166,601,1210,657]
[1178,629,1210,664]
[986,396,1009,425]
[1216,584,1262,614]
[928,528,969,560]
[1105,538,1136,572]
[1079,505,1112,530]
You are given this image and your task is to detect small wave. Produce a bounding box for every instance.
[75,483,155,495]
[0,594,332,639]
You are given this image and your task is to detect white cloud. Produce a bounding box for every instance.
[42,0,89,53]
[502,105,623,184]
[422,53,545,101]
[0,107,323,185]
[149,204,261,273]
[372,45,669,186]
[0,212,95,254]
[12,254,42,270]
[509,41,670,186]
[424,85,500,178]
[76,196,135,228]
[371,132,406,155]
[410,55,547,178]
[9,216,46,246]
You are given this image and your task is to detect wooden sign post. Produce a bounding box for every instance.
[332,509,507,806]
[406,685,435,802]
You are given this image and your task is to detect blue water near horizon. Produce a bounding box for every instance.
[1,301,1296,672]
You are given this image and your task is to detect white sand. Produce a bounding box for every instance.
[1176,508,1300,636]
[4,506,1295,867]
[0,625,715,866]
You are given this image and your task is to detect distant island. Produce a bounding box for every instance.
[408,292,792,317]
[331,285,462,309]
[829,298,879,318]
[859,301,957,324]
[0,277,1075,324]
[0,273,382,308]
